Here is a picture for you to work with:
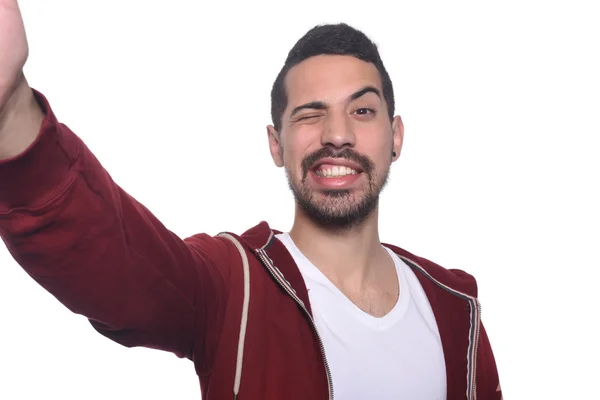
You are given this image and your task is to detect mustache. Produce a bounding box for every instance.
[301,147,375,180]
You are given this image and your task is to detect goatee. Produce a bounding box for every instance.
[287,147,390,232]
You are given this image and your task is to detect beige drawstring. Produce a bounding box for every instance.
[218,233,251,399]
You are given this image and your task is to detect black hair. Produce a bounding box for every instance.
[270,23,395,132]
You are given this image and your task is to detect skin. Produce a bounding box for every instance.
[0,0,44,160]
[267,55,405,317]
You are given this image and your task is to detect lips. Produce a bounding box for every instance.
[301,147,374,181]
[313,164,359,177]
[310,158,365,173]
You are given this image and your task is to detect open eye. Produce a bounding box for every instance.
[353,108,376,116]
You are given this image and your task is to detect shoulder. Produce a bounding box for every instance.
[384,243,479,298]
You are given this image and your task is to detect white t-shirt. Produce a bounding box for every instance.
[276,233,447,400]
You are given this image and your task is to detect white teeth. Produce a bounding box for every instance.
[316,166,358,177]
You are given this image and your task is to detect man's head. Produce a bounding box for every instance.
[267,23,404,231]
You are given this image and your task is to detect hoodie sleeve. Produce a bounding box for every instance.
[0,90,230,364]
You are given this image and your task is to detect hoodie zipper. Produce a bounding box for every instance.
[467,299,481,400]
[470,301,482,399]
[255,249,335,400]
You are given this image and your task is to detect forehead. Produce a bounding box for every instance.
[284,55,384,108]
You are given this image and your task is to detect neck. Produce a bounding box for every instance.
[289,205,390,290]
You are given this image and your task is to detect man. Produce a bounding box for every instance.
[0,1,501,399]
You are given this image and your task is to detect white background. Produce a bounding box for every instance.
[1,0,599,398]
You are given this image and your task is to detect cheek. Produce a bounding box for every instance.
[283,133,319,173]
[358,134,393,175]
[282,144,304,180]
[361,132,392,159]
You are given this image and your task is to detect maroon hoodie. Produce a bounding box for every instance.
[0,91,502,400]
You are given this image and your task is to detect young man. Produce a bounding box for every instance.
[0,2,501,399]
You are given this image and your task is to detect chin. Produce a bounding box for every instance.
[297,193,379,231]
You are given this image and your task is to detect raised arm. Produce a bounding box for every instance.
[0,0,41,159]
[0,1,231,366]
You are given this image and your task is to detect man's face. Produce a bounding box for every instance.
[268,55,403,230]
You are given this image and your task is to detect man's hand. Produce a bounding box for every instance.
[0,0,43,160]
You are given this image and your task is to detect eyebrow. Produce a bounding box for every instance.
[349,86,382,102]
[289,85,382,119]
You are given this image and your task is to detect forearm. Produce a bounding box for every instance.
[0,76,44,160]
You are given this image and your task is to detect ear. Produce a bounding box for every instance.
[267,125,284,167]
[391,115,404,161]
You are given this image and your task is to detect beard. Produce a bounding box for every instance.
[286,147,390,232]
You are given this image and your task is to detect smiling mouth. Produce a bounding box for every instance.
[313,165,360,177]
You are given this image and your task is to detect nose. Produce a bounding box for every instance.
[321,112,356,149]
